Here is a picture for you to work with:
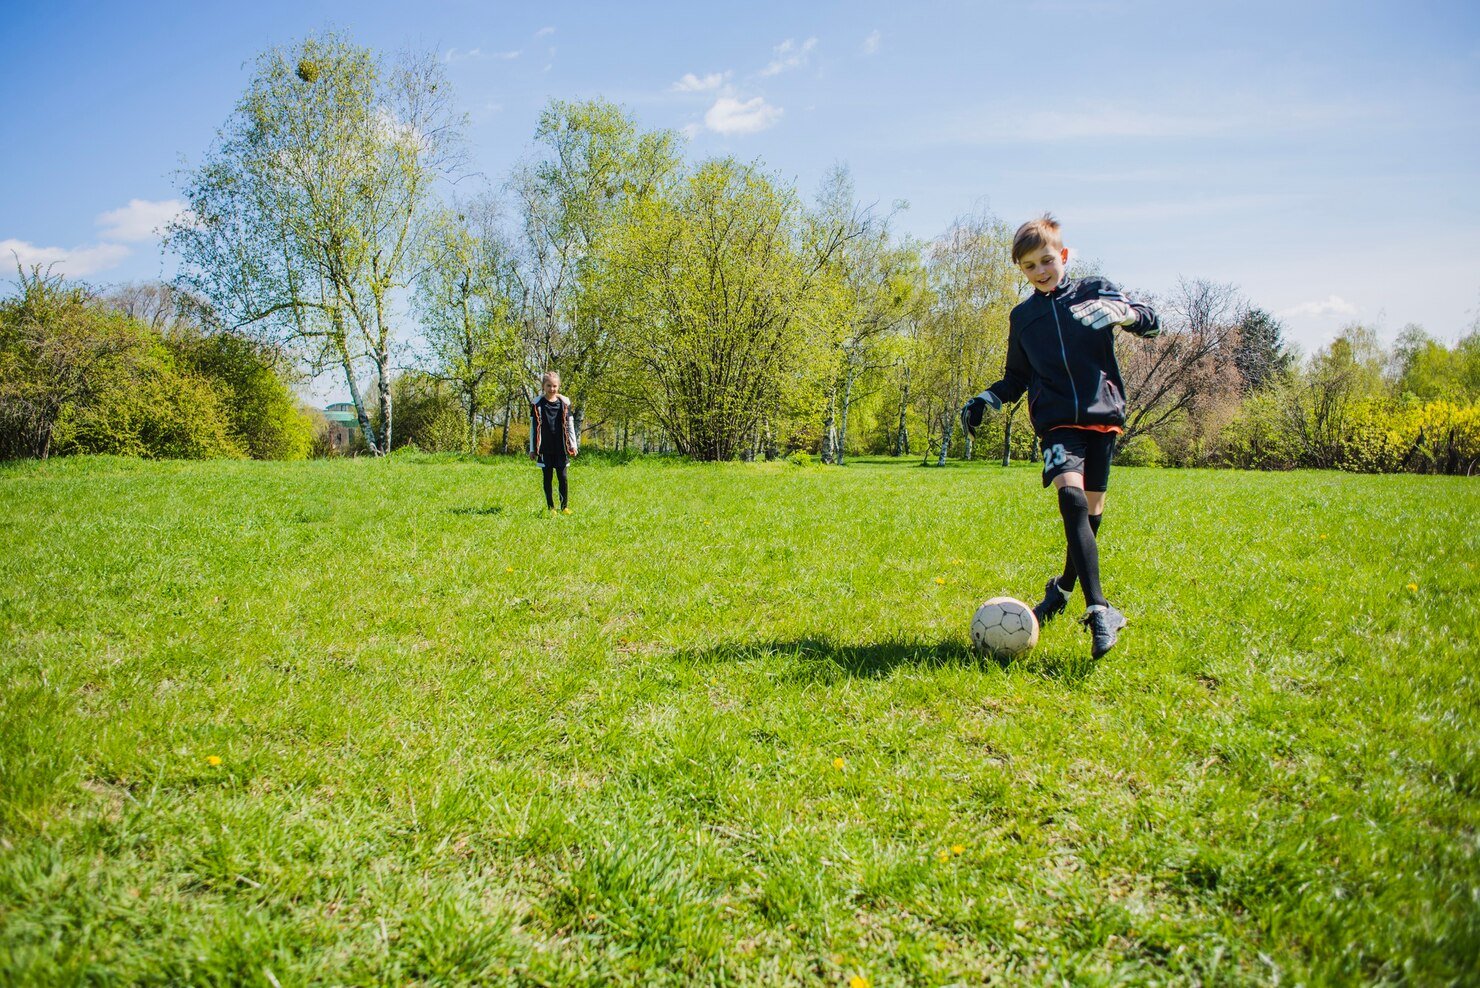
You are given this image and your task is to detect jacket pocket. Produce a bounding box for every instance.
[1086,371,1124,417]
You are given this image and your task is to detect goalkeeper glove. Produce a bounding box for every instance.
[1069,297,1136,330]
[960,390,1001,436]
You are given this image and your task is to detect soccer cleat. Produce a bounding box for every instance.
[561,507,572,515]
[548,507,558,516]
[1032,577,1071,625]
[1081,604,1127,659]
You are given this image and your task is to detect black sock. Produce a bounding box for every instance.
[1057,512,1102,592]
[1058,487,1106,608]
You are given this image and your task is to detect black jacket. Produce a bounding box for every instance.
[983,276,1159,435]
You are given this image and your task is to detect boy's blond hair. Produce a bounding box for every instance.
[1011,214,1063,263]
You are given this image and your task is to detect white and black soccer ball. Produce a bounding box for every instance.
[970,597,1039,659]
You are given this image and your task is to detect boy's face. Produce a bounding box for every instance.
[1016,244,1069,293]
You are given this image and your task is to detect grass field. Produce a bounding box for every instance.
[2,453,1477,985]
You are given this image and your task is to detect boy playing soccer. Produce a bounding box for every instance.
[960,215,1159,658]
[530,371,578,514]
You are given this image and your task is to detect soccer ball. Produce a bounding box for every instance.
[970,597,1039,659]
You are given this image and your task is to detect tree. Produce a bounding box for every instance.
[509,99,682,441]
[809,167,922,466]
[413,198,522,453]
[0,268,145,460]
[605,158,841,460]
[912,212,1018,466]
[1233,306,1293,392]
[1119,278,1244,444]
[168,32,466,455]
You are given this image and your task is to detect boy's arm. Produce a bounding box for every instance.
[1069,279,1160,337]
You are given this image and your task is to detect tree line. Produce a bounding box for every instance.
[3,31,1476,473]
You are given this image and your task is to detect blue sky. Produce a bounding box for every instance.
[4,0,1478,373]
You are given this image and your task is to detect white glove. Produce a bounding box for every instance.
[1069,297,1136,330]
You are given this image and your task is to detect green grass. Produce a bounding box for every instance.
[1,453,1477,985]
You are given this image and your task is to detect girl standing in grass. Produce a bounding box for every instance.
[530,371,578,514]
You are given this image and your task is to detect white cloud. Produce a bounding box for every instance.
[761,37,817,76]
[861,30,882,55]
[705,96,783,135]
[96,199,188,242]
[681,122,702,140]
[494,49,521,60]
[444,47,483,63]
[1279,295,1360,320]
[534,26,555,38]
[672,71,729,93]
[0,239,131,277]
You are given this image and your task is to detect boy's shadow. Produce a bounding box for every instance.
[673,636,1098,685]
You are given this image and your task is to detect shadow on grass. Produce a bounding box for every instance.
[674,636,1099,685]
[447,505,505,516]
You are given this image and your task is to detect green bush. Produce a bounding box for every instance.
[53,338,244,460]
[1114,434,1163,467]
[392,372,471,453]
[170,331,312,459]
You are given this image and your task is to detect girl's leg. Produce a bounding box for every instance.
[556,464,569,509]
[542,465,556,508]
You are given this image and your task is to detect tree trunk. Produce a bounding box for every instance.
[836,372,855,467]
[339,343,379,455]
[894,375,910,456]
[500,395,512,454]
[1001,406,1013,467]
[820,387,837,464]
[936,417,953,467]
[376,360,393,454]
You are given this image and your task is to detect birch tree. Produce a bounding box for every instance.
[413,198,521,453]
[914,213,1019,465]
[168,32,465,454]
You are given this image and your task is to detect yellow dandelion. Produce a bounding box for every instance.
[952,844,965,855]
[933,576,946,585]
[850,977,871,988]
[937,849,951,862]
[832,757,845,770]
[505,566,515,573]
[206,755,222,767]
[1318,534,1328,539]
[1407,582,1418,592]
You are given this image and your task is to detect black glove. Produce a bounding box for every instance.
[959,391,999,436]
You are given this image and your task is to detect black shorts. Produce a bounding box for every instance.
[1040,428,1117,492]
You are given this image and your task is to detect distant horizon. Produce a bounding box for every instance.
[4,0,1477,406]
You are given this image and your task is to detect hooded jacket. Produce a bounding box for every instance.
[530,393,578,459]
[983,276,1159,435]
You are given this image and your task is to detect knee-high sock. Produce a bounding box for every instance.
[1058,487,1106,607]
[1057,511,1102,592]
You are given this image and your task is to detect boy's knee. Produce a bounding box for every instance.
[1058,486,1089,515]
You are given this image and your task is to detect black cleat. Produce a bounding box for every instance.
[1081,604,1127,659]
[1033,577,1071,626]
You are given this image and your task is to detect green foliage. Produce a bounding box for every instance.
[53,342,245,460]
[1,457,1476,983]
[169,330,312,459]
[390,371,471,453]
[1113,433,1164,467]
[606,157,831,460]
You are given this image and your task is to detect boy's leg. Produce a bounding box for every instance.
[1055,506,1102,592]
[556,464,569,510]
[1053,476,1108,608]
[542,465,556,508]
